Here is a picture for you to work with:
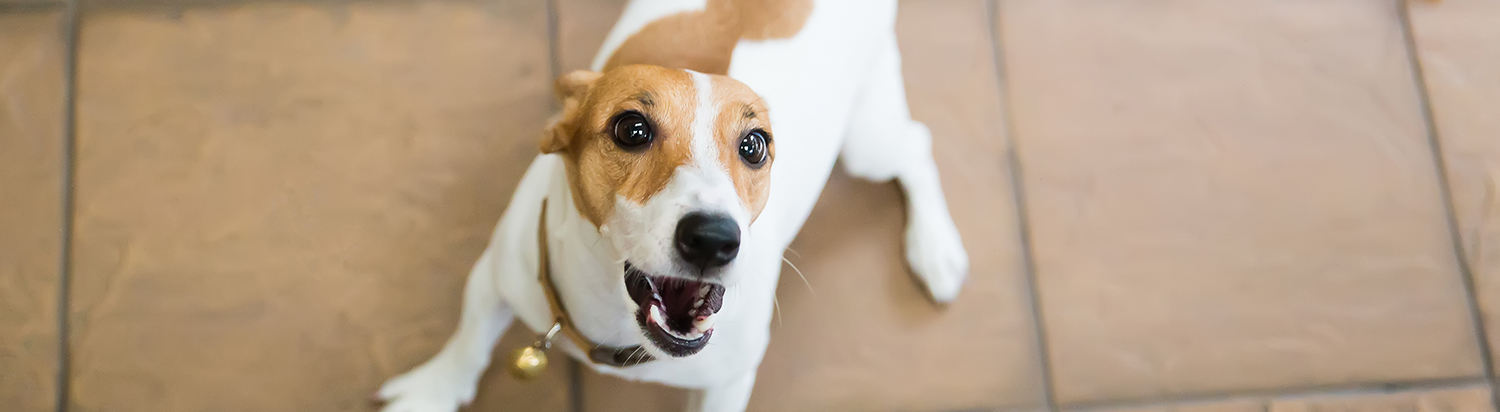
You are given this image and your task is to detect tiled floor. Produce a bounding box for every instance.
[1,0,1498,411]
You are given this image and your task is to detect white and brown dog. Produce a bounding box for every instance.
[378,0,969,411]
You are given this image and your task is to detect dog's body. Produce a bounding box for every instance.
[378,1,968,411]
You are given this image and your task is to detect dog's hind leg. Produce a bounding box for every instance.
[378,250,513,412]
[838,36,969,303]
[686,371,758,412]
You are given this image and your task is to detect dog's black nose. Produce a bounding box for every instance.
[674,213,740,271]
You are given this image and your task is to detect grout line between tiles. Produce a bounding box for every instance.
[985,1,1056,411]
[542,1,579,411]
[567,360,584,412]
[1060,376,1489,412]
[1394,0,1500,410]
[54,0,79,409]
[544,0,561,82]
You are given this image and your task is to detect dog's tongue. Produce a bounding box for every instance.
[657,277,725,332]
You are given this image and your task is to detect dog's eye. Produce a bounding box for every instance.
[612,112,653,150]
[739,130,769,168]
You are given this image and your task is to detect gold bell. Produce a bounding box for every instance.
[508,322,562,381]
[509,345,548,380]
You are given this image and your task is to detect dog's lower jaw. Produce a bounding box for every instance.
[638,305,715,357]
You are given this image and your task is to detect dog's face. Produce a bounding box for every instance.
[541,65,774,358]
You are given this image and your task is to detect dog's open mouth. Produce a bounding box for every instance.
[624,263,725,357]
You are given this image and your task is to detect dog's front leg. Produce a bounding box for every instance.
[378,250,514,412]
[685,372,758,412]
[839,36,970,303]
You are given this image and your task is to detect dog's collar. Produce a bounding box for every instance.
[536,199,656,367]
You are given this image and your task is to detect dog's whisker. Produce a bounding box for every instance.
[772,296,783,328]
[782,257,815,297]
[596,325,625,349]
[784,247,802,259]
[629,346,647,365]
[621,347,638,366]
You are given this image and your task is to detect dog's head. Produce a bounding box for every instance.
[541,65,774,358]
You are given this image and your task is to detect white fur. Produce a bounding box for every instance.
[378,1,968,411]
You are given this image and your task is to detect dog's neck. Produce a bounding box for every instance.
[540,159,644,349]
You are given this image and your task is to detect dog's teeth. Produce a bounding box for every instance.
[650,305,665,326]
[692,298,704,310]
[698,285,710,298]
[668,328,701,341]
[694,315,716,332]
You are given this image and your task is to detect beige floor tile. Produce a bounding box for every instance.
[1269,385,1492,412]
[579,368,690,412]
[746,1,1044,411]
[555,0,627,73]
[1408,0,1500,374]
[1001,0,1482,404]
[0,11,65,412]
[69,2,565,411]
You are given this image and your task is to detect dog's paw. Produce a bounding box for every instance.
[376,362,476,412]
[903,213,969,304]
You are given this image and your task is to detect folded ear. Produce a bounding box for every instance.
[540,70,602,154]
[554,70,601,102]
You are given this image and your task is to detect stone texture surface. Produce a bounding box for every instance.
[0,11,65,412]
[68,3,568,411]
[1268,386,1493,412]
[1407,0,1500,375]
[746,0,1043,411]
[1001,0,1482,404]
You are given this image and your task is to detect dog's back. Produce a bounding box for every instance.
[594,0,816,75]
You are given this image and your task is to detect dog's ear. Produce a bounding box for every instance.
[541,70,602,154]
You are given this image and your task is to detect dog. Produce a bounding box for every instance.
[377,0,969,411]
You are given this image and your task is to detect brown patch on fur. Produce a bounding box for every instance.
[543,66,699,225]
[709,76,774,220]
[605,0,813,75]
[734,0,815,40]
